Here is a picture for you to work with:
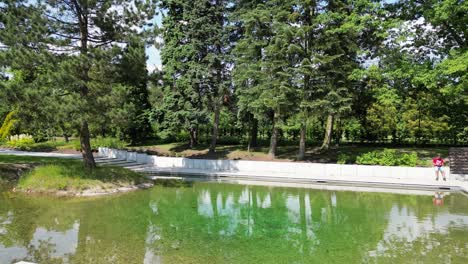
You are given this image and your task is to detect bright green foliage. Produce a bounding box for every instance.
[0,111,17,141]
[6,137,34,150]
[366,87,402,140]
[356,149,418,166]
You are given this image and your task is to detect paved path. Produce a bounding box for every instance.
[0,149,81,159]
[2,149,467,194]
[92,156,468,194]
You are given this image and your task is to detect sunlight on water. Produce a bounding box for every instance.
[0,182,467,264]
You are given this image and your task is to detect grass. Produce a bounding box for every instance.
[0,155,148,194]
[17,162,147,193]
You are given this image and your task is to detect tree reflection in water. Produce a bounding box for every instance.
[0,183,467,264]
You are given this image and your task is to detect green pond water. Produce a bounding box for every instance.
[0,181,467,264]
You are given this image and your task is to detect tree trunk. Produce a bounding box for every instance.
[189,127,197,149]
[321,114,334,150]
[268,113,278,159]
[74,1,95,169]
[249,117,258,150]
[209,103,220,153]
[64,134,69,143]
[298,122,306,160]
[334,118,341,145]
[80,121,95,169]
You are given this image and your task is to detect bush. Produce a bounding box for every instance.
[356,149,418,167]
[6,137,35,150]
[337,153,350,164]
[73,137,128,151]
[6,137,58,151]
[400,152,418,167]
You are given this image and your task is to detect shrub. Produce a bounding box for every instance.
[400,152,418,167]
[6,137,35,150]
[6,136,60,151]
[356,151,378,165]
[356,149,418,167]
[73,137,128,151]
[337,153,350,164]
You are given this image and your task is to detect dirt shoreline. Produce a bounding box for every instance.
[0,163,36,181]
[15,182,154,197]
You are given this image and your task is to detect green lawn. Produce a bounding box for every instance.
[0,155,149,194]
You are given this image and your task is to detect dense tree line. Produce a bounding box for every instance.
[151,0,467,159]
[1,0,467,167]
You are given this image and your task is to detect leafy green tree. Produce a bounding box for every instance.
[0,0,155,168]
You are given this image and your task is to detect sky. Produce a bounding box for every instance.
[146,13,162,72]
[146,45,161,73]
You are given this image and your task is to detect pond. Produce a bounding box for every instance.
[0,181,467,264]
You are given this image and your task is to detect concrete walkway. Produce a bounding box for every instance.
[0,149,81,158]
[93,154,468,194]
[2,148,467,194]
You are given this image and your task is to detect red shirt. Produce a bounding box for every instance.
[433,157,444,166]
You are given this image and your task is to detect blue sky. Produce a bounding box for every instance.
[146,12,162,72]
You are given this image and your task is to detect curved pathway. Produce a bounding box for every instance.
[0,149,81,159]
[2,148,467,195]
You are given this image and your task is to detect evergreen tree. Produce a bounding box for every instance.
[117,38,152,144]
[159,0,230,150]
[233,0,297,158]
[0,0,155,168]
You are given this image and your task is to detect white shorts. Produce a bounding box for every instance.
[434,166,444,172]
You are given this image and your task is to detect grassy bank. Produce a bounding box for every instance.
[0,155,150,195]
[18,163,147,193]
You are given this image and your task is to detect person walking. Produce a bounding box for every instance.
[433,154,446,181]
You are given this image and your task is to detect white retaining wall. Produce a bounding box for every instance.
[98,147,450,181]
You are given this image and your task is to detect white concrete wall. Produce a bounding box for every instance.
[98,147,449,181]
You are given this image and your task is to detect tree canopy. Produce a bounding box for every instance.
[1,0,466,164]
